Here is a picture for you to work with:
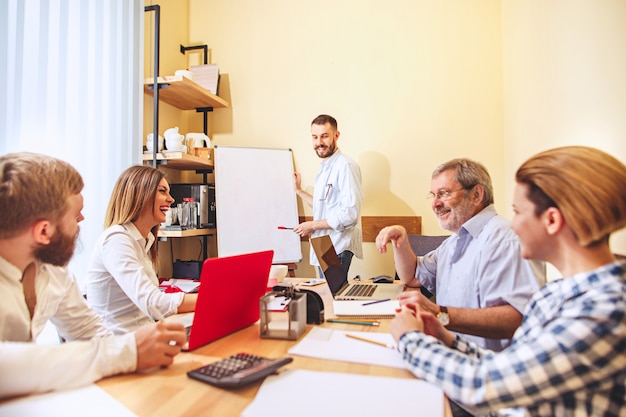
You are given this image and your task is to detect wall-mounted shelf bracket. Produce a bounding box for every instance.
[146,83,170,91]
[196,107,214,135]
[195,169,214,183]
[180,44,208,65]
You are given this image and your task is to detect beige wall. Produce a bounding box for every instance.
[147,0,626,278]
[501,0,626,260]
[185,0,505,278]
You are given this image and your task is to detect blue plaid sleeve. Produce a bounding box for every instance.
[396,265,626,416]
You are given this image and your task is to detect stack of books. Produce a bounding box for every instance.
[190,63,219,95]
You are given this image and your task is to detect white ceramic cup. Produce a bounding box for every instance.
[165,134,185,151]
[164,126,179,139]
[268,265,288,283]
[162,208,173,226]
[146,133,164,151]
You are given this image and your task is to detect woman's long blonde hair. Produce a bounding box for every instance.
[105,165,166,266]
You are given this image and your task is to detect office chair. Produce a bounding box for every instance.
[395,234,449,298]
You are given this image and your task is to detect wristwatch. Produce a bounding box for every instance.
[437,306,450,326]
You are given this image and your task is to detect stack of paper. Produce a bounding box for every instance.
[159,278,199,293]
[190,64,219,95]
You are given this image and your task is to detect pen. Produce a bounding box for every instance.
[346,334,395,349]
[148,306,178,346]
[277,226,294,230]
[148,305,166,322]
[362,298,390,306]
[327,319,380,326]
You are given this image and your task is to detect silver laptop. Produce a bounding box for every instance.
[310,235,404,301]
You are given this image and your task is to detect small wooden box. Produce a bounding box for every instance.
[194,147,213,160]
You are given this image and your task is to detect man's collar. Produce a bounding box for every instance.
[460,204,496,238]
[321,148,341,165]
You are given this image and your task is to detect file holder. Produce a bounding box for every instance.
[260,289,307,340]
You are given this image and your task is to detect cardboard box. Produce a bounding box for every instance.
[194,147,213,160]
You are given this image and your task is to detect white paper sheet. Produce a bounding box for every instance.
[287,327,406,368]
[0,384,137,417]
[333,299,399,317]
[161,278,200,293]
[242,369,443,417]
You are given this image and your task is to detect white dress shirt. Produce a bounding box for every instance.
[87,222,184,334]
[310,149,364,266]
[0,256,137,399]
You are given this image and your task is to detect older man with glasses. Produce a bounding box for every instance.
[376,158,546,352]
[377,158,545,417]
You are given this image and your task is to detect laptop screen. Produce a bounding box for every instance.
[186,249,273,350]
[309,236,347,295]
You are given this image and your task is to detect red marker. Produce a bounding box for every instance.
[277,226,294,230]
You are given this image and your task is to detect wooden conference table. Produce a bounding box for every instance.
[97,280,453,417]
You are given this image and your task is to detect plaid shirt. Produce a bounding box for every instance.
[397,260,626,417]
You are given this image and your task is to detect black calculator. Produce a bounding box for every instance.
[187,352,293,388]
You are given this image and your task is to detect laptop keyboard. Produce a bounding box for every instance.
[344,284,377,298]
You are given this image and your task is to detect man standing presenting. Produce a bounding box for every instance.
[294,114,363,276]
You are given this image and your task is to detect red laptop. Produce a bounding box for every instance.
[177,250,273,351]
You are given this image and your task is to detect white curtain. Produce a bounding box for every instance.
[0,0,143,289]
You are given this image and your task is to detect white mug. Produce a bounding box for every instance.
[186,132,210,149]
[146,133,163,151]
[164,126,180,140]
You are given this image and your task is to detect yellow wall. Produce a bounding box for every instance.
[184,0,505,278]
[148,0,626,278]
[501,0,626,261]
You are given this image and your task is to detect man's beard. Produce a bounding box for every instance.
[315,141,336,159]
[435,197,475,233]
[34,227,79,266]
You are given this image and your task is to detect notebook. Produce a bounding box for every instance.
[174,250,273,351]
[310,235,403,301]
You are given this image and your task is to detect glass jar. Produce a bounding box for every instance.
[180,199,190,229]
[182,197,198,229]
[188,198,198,229]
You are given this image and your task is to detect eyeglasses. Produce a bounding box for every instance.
[426,188,466,201]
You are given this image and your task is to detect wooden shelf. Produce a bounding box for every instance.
[142,151,214,170]
[144,75,229,110]
[157,228,216,238]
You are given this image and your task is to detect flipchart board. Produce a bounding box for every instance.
[214,146,302,264]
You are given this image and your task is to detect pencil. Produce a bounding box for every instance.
[148,306,166,322]
[346,333,394,349]
[327,319,380,326]
[362,298,390,306]
[148,306,179,347]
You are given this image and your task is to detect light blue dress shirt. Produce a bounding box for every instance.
[309,149,364,266]
[416,205,546,351]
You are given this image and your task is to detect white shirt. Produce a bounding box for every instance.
[310,149,364,265]
[417,205,546,351]
[86,223,184,334]
[0,255,137,399]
